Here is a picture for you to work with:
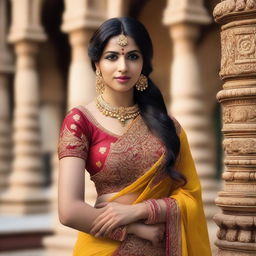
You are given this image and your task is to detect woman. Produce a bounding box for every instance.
[58,17,211,256]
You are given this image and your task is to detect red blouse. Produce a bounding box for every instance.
[58,106,119,176]
[58,106,166,195]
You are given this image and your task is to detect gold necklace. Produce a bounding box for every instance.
[95,95,140,126]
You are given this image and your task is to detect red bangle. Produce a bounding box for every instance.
[144,199,161,224]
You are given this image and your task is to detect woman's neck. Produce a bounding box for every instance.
[101,89,135,107]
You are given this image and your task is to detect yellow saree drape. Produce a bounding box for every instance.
[73,128,212,256]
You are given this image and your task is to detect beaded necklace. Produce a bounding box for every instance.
[95,95,140,126]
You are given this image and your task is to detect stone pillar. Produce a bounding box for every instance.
[62,0,106,109]
[163,0,219,250]
[0,0,48,214]
[213,1,256,255]
[0,0,13,192]
[43,1,106,255]
[39,42,65,187]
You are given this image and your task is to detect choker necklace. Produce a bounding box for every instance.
[95,95,140,126]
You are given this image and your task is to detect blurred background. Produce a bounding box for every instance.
[0,0,222,255]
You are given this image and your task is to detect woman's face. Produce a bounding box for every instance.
[96,35,143,93]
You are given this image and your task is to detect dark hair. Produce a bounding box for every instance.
[88,17,186,186]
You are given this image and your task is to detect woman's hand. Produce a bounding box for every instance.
[128,222,165,247]
[90,202,147,237]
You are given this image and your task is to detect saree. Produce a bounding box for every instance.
[72,127,212,256]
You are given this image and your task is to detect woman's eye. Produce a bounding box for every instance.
[128,54,139,60]
[105,54,118,61]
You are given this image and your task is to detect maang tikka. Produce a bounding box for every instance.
[95,69,105,94]
[117,34,128,47]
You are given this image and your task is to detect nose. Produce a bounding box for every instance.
[118,56,127,73]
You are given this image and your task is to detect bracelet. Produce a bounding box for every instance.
[108,225,127,241]
[144,199,161,224]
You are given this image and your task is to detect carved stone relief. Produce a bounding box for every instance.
[223,138,256,155]
[220,26,256,78]
[223,105,256,123]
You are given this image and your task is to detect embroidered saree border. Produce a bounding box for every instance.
[112,234,165,256]
[164,198,182,256]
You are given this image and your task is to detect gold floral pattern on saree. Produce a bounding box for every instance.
[70,124,77,130]
[99,147,107,154]
[113,234,165,256]
[58,125,89,160]
[72,114,80,121]
[90,116,166,195]
[149,116,182,188]
[95,161,102,168]
[149,165,168,188]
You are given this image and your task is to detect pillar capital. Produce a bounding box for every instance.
[169,23,200,42]
[214,0,256,23]
[214,0,256,80]
[8,0,47,43]
[61,0,106,33]
[68,28,94,47]
[163,0,211,26]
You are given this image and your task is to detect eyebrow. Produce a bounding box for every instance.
[103,50,141,55]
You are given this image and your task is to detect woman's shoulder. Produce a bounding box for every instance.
[62,106,87,125]
[67,101,95,122]
[61,105,94,137]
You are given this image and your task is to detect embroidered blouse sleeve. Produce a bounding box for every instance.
[58,108,89,161]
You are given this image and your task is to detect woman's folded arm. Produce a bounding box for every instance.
[58,156,149,241]
[58,156,108,233]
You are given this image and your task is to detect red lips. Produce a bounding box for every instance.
[115,76,130,79]
[115,76,131,83]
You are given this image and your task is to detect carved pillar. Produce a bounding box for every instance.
[0,0,48,214]
[39,42,65,187]
[163,0,219,249]
[0,0,13,192]
[62,0,106,109]
[213,1,256,255]
[43,1,106,255]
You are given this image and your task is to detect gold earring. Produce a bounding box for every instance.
[96,69,105,94]
[135,74,148,91]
